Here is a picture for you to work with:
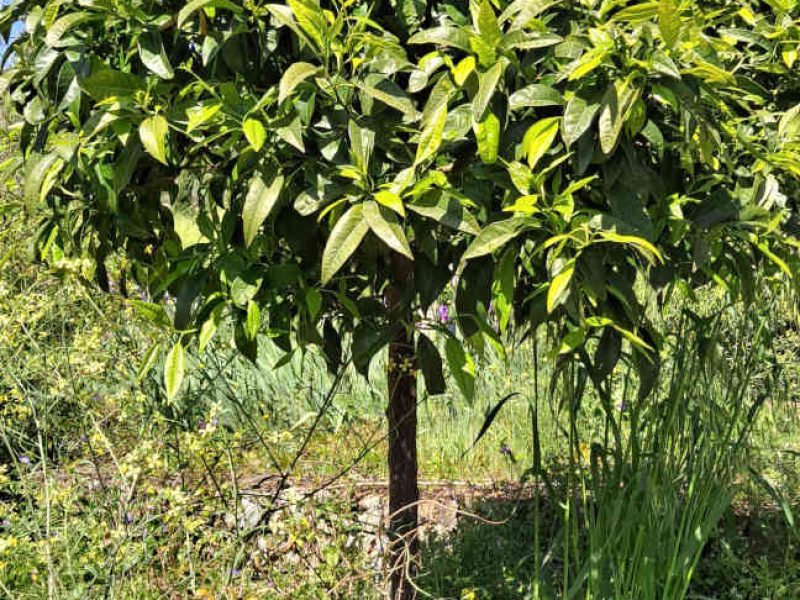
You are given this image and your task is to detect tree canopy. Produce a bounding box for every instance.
[2,0,799,399]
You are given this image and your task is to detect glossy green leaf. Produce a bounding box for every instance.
[279,61,319,104]
[78,58,145,100]
[508,84,564,110]
[45,12,93,47]
[415,102,447,165]
[522,117,560,169]
[138,32,174,79]
[464,218,528,260]
[562,95,599,147]
[473,110,500,164]
[363,200,412,259]
[321,203,369,283]
[242,172,284,247]
[472,60,504,121]
[546,263,574,313]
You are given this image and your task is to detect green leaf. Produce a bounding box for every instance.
[471,60,504,121]
[474,0,502,48]
[242,172,284,247]
[612,2,659,22]
[198,308,222,353]
[508,84,564,110]
[243,118,267,152]
[473,110,500,164]
[464,218,528,260]
[138,32,174,80]
[23,152,62,212]
[547,263,574,313]
[492,249,515,333]
[186,102,222,134]
[304,287,323,319]
[363,200,413,259]
[348,119,375,173]
[321,203,369,283]
[417,334,446,395]
[408,26,472,52]
[245,300,260,340]
[45,12,93,47]
[407,192,480,235]
[164,340,185,403]
[177,0,242,28]
[287,0,327,49]
[658,0,681,48]
[352,322,393,378]
[562,94,599,147]
[522,117,560,169]
[78,58,145,100]
[277,116,305,152]
[130,299,171,327]
[358,78,418,119]
[279,61,319,104]
[139,115,169,165]
[415,103,447,165]
[136,341,161,382]
[463,392,519,455]
[596,231,664,265]
[445,337,474,403]
[567,46,609,81]
[598,83,620,155]
[374,190,405,217]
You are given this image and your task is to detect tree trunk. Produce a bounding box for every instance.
[386,255,419,600]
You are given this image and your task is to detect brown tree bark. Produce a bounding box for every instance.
[386,254,419,600]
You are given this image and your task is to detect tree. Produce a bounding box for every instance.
[3,0,798,597]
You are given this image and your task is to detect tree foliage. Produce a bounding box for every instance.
[3,0,799,398]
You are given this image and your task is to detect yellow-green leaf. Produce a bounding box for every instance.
[321,204,369,283]
[139,115,169,164]
[164,340,185,402]
[522,117,560,169]
[279,61,319,104]
[473,110,500,164]
[547,264,574,313]
[374,190,405,217]
[415,103,447,165]
[243,118,266,152]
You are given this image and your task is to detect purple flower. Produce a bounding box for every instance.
[1,519,10,528]
[81,435,88,443]
[229,568,241,577]
[18,455,30,465]
[211,418,219,427]
[198,420,206,431]
[124,513,134,525]
[500,444,512,456]
[438,305,449,323]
